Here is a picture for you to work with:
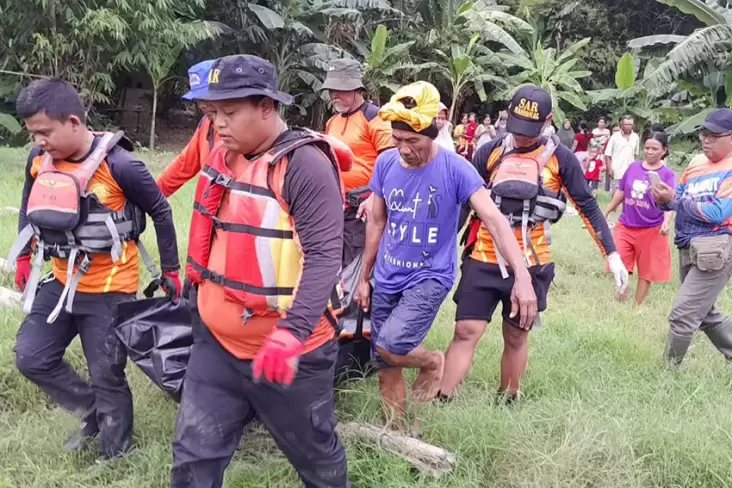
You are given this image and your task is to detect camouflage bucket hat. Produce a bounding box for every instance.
[321,58,365,92]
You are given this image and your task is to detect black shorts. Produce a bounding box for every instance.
[453,258,555,329]
[586,179,599,190]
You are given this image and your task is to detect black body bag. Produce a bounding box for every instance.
[114,288,192,403]
[335,252,375,385]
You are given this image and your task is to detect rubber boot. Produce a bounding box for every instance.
[64,408,99,452]
[664,330,692,366]
[704,321,732,360]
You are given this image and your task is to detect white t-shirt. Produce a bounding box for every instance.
[436,124,455,153]
[592,128,611,148]
[604,131,640,180]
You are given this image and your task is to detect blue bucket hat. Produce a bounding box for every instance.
[182,59,215,101]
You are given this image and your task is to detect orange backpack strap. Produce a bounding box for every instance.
[266,130,345,210]
[37,131,126,192]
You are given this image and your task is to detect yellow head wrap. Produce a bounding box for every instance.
[378,81,441,133]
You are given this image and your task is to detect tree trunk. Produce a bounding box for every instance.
[149,86,158,150]
[337,422,456,478]
[449,96,458,125]
[49,0,59,77]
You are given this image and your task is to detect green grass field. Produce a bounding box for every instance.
[1,145,732,488]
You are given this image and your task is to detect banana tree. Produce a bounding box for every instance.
[496,37,592,124]
[590,53,671,135]
[353,24,437,104]
[632,0,732,100]
[246,2,351,115]
[417,0,532,54]
[433,33,507,121]
[0,113,21,134]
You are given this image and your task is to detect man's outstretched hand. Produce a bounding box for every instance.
[607,252,629,296]
[356,194,374,222]
[509,271,538,330]
[354,278,371,312]
[15,256,31,292]
[161,271,182,300]
[652,181,675,205]
[253,328,305,386]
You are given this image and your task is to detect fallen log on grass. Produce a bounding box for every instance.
[338,422,456,478]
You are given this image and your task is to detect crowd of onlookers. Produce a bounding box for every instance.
[435,106,641,198]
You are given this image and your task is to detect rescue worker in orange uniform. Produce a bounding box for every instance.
[322,59,394,266]
[439,86,629,404]
[9,79,181,459]
[156,59,219,197]
[170,55,350,488]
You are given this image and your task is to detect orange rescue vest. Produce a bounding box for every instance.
[186,130,350,326]
[7,131,153,322]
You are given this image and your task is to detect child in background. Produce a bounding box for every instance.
[584,146,603,195]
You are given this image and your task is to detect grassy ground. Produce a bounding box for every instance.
[1,144,731,488]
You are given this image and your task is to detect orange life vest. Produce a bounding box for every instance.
[7,131,152,322]
[186,129,350,324]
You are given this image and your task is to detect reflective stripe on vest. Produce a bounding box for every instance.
[186,132,346,320]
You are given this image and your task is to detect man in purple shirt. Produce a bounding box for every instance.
[353,81,537,427]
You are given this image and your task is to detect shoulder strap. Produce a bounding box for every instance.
[78,131,124,192]
[268,130,325,167]
[536,135,560,171]
[36,131,124,192]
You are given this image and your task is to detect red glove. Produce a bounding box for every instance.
[253,328,305,386]
[161,271,182,300]
[15,256,31,292]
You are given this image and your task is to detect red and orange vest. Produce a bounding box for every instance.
[186,131,351,323]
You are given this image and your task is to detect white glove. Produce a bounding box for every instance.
[607,252,629,294]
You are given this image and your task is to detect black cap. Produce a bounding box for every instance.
[701,108,732,134]
[196,55,293,105]
[506,86,552,137]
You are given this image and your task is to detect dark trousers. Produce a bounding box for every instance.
[171,314,350,488]
[343,206,365,268]
[14,279,135,457]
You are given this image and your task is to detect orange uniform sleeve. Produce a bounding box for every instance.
[156,120,207,197]
[368,116,394,153]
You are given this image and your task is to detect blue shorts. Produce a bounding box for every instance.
[370,279,450,369]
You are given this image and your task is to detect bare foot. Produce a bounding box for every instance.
[411,352,445,403]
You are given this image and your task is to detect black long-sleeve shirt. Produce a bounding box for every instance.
[277,134,344,341]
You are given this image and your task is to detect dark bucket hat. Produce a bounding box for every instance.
[195,54,292,105]
[321,59,365,92]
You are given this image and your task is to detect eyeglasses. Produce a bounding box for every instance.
[699,131,732,142]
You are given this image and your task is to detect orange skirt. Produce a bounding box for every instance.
[611,221,672,283]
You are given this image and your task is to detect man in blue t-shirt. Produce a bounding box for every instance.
[354,81,537,426]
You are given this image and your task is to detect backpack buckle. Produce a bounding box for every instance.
[240,308,254,325]
[214,173,233,188]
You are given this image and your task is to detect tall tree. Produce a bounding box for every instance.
[632,0,732,104]
[497,37,592,123]
[118,0,218,149]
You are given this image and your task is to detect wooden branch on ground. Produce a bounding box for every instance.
[338,422,456,477]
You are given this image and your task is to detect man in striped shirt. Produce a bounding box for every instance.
[653,108,732,365]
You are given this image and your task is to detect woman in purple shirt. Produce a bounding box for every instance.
[604,130,677,305]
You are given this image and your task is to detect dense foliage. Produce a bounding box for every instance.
[0,0,730,142]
